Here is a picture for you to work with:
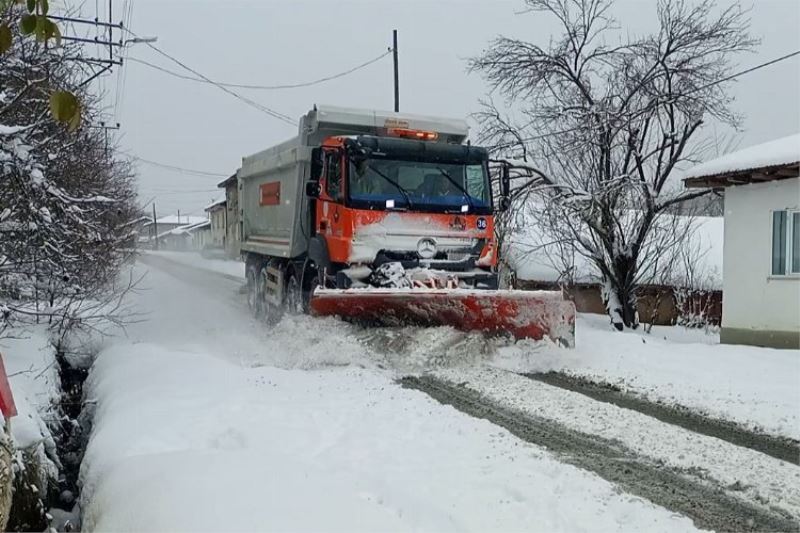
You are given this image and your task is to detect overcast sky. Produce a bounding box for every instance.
[85,0,800,217]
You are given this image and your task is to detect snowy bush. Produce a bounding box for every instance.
[0,9,139,342]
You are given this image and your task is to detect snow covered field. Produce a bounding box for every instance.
[78,263,700,532]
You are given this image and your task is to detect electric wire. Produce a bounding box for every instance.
[124,29,296,125]
[126,49,392,91]
[132,156,229,178]
[492,50,800,151]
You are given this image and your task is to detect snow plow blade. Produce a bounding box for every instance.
[310,289,576,346]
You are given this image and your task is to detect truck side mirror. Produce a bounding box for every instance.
[310,147,323,181]
[305,181,321,198]
[496,163,511,212]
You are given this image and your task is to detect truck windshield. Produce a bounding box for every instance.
[348,159,491,213]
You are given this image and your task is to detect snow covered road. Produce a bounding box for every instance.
[77,256,800,531]
[79,261,701,532]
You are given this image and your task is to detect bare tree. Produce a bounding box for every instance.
[471,0,755,329]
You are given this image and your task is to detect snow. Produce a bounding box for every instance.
[144,250,245,280]
[0,124,29,136]
[144,215,207,226]
[493,313,800,439]
[685,133,800,179]
[435,366,800,520]
[79,264,698,532]
[204,197,226,211]
[508,215,724,289]
[0,327,60,451]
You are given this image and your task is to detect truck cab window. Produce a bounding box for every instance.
[325,152,342,200]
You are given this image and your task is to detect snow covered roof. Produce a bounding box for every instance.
[684,134,800,187]
[508,215,724,290]
[156,220,210,240]
[205,198,226,212]
[217,174,237,188]
[145,215,208,227]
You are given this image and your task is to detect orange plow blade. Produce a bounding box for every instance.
[310,289,576,346]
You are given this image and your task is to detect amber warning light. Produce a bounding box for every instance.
[387,128,439,141]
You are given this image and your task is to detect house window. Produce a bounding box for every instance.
[772,210,800,275]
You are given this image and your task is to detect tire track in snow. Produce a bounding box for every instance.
[524,371,800,465]
[401,375,799,533]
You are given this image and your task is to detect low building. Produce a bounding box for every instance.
[205,199,227,250]
[685,133,800,349]
[143,215,208,242]
[218,174,240,258]
[155,219,211,251]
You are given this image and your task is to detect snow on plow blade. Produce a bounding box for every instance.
[310,289,576,346]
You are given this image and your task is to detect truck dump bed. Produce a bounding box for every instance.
[238,105,470,261]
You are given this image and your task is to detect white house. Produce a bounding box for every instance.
[685,133,800,349]
[205,198,227,250]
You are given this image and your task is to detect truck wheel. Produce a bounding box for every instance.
[260,265,283,325]
[285,272,303,315]
[246,265,262,318]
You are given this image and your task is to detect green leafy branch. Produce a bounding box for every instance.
[0,0,80,130]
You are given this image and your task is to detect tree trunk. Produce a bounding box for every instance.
[602,256,640,330]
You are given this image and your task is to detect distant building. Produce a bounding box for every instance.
[205,199,227,250]
[218,174,240,258]
[154,219,211,251]
[143,215,208,242]
[685,133,800,349]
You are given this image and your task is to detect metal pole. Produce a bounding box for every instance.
[393,30,399,112]
[152,203,159,250]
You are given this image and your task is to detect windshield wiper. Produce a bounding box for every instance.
[436,167,474,213]
[366,164,415,209]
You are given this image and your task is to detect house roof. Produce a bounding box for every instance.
[205,198,227,212]
[684,133,800,188]
[508,213,724,290]
[218,174,237,188]
[155,220,210,240]
[144,215,208,227]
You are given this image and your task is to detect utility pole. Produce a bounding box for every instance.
[177,209,181,224]
[90,122,120,155]
[393,29,399,112]
[152,203,159,251]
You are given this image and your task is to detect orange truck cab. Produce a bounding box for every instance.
[307,133,503,291]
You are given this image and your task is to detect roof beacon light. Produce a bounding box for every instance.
[387,128,439,141]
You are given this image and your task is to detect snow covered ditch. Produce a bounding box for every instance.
[1,325,93,531]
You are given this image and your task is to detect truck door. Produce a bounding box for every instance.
[317,149,348,262]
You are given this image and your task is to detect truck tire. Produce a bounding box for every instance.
[246,265,262,318]
[260,265,283,325]
[285,270,303,315]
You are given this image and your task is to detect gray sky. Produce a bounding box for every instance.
[92,0,800,217]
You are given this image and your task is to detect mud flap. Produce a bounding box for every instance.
[309,289,576,346]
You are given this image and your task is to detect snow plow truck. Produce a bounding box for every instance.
[237,105,575,346]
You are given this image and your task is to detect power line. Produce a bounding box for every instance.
[125,29,296,125]
[492,49,800,151]
[132,156,229,178]
[127,49,392,91]
[689,49,800,95]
